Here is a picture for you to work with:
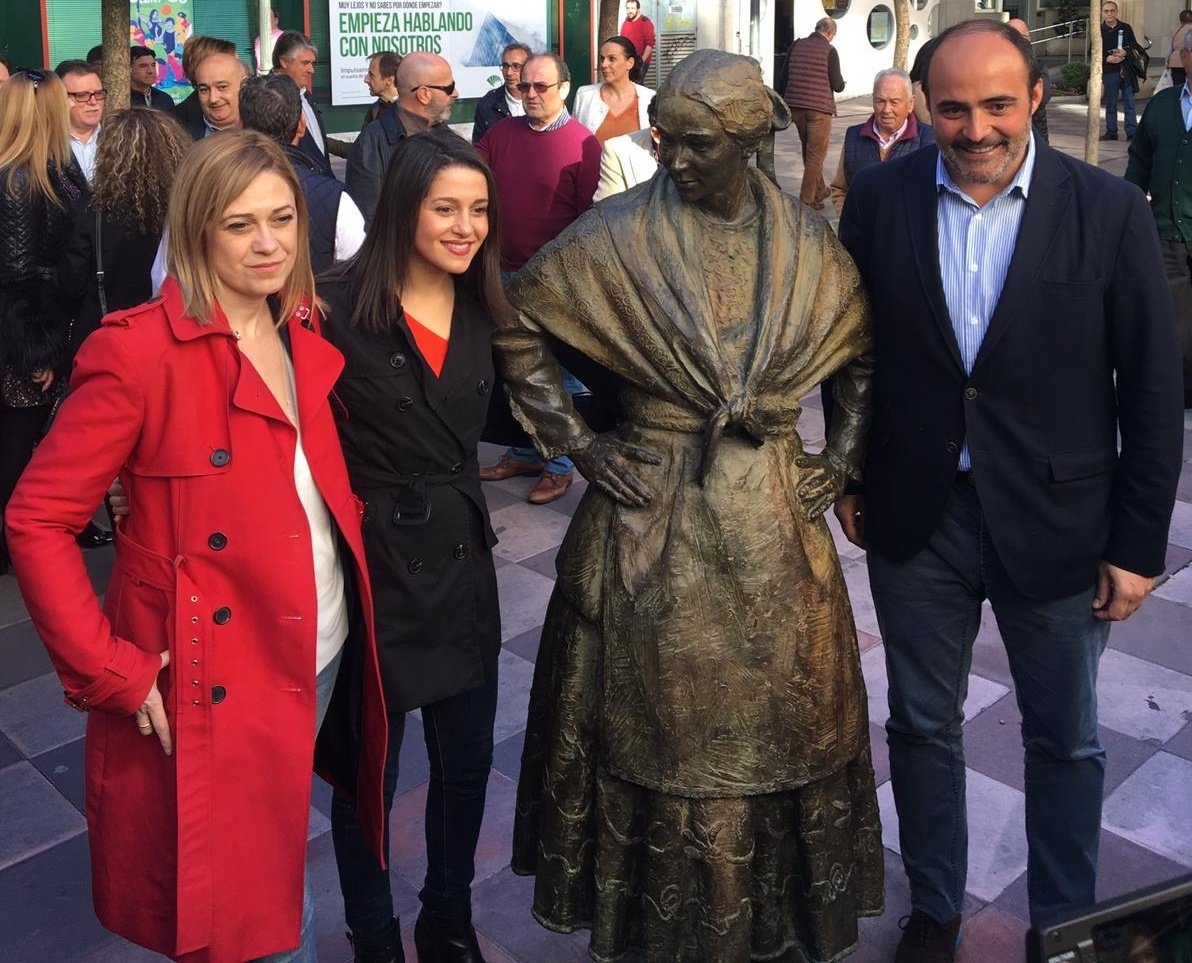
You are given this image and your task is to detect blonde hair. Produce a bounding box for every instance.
[0,71,73,206]
[92,107,191,235]
[166,130,314,326]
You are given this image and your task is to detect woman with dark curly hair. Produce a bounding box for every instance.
[62,106,190,351]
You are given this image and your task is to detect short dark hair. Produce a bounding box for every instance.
[55,59,100,81]
[85,45,103,65]
[239,74,302,144]
[369,50,401,81]
[525,52,570,85]
[501,42,532,60]
[273,30,315,70]
[921,18,1043,97]
[1181,9,1192,24]
[130,45,156,63]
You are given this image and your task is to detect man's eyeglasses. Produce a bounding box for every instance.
[14,68,46,88]
[67,89,107,104]
[500,61,526,72]
[411,81,456,96]
[516,81,562,94]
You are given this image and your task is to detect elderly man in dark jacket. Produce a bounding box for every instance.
[470,42,530,143]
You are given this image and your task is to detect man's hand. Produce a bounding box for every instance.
[1092,561,1154,622]
[833,493,866,549]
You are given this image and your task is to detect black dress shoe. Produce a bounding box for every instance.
[413,910,486,963]
[348,917,405,963]
[76,521,114,548]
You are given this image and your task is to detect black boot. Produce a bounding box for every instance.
[413,910,486,963]
[347,917,404,963]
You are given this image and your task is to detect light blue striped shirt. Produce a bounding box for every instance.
[936,135,1036,470]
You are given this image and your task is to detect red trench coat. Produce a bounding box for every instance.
[5,279,388,962]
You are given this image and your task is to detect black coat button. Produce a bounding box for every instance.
[210,449,230,467]
[453,543,467,559]
[407,558,423,574]
[450,462,464,474]
[389,352,407,369]
[945,442,958,453]
[476,379,489,395]
[208,532,228,551]
[213,606,232,624]
[396,397,414,412]
[964,387,978,400]
[211,685,226,704]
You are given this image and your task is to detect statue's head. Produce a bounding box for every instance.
[653,49,790,209]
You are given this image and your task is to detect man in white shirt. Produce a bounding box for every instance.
[55,60,103,184]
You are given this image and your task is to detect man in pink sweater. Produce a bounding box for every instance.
[476,52,602,505]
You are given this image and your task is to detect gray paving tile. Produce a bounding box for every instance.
[0,619,54,690]
[0,576,29,631]
[470,867,592,963]
[970,604,1014,688]
[490,501,572,563]
[1103,752,1192,868]
[0,761,86,872]
[869,722,890,788]
[495,564,555,643]
[481,483,525,514]
[494,649,535,746]
[30,737,85,813]
[492,730,525,782]
[1109,595,1192,676]
[842,557,883,638]
[394,714,431,795]
[0,730,20,770]
[1166,722,1192,764]
[503,626,542,664]
[1096,649,1192,744]
[81,937,170,961]
[0,672,86,757]
[519,545,560,580]
[1166,499,1192,551]
[1159,543,1192,585]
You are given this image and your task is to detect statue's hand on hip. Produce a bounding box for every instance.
[572,434,662,508]
[794,450,849,520]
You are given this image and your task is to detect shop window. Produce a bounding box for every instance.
[867,5,894,48]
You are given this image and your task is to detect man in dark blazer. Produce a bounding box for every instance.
[272,30,335,178]
[837,19,1183,963]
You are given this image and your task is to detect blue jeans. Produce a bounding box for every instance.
[867,481,1109,927]
[1103,70,1137,136]
[253,650,344,962]
[330,674,498,940]
[508,369,585,475]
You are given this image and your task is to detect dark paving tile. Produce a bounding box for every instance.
[81,545,116,596]
[0,672,87,757]
[1160,543,1192,584]
[0,760,86,871]
[869,723,890,787]
[0,574,30,631]
[30,737,86,814]
[956,904,1028,962]
[1108,595,1192,676]
[394,714,431,796]
[0,730,21,770]
[481,484,525,514]
[0,619,54,690]
[311,772,334,819]
[1166,722,1192,763]
[470,867,591,963]
[970,607,1013,688]
[492,730,525,783]
[0,834,114,962]
[519,545,559,581]
[81,937,169,960]
[503,626,542,664]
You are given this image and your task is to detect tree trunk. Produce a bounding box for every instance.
[893,0,911,71]
[599,0,620,49]
[102,0,130,111]
[1086,5,1102,164]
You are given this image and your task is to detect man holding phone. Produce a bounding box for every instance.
[1100,1,1141,141]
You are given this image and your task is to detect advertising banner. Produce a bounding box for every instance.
[328,0,548,106]
[129,0,195,104]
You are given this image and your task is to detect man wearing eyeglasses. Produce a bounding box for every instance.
[346,51,457,228]
[476,53,602,505]
[55,60,104,184]
[471,42,531,143]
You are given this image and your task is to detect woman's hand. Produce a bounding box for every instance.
[134,651,172,756]
[31,368,55,392]
[572,434,662,508]
[794,450,849,520]
[108,479,129,520]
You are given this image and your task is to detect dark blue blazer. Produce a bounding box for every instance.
[839,142,1183,598]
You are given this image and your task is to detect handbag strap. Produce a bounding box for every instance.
[94,209,108,318]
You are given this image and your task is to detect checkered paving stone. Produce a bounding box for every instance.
[2,97,1190,963]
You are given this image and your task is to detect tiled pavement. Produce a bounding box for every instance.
[2,96,1191,963]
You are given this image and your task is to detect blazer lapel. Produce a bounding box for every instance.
[970,144,1072,375]
[906,149,965,371]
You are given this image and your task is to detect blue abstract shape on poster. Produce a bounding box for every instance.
[464,14,519,66]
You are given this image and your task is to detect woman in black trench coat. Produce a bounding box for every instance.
[319,128,506,963]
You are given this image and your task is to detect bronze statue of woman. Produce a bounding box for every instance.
[499,48,883,962]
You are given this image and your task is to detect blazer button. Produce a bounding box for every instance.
[450,462,464,474]
[396,397,414,412]
[407,558,423,574]
[211,685,227,704]
[210,448,231,467]
[945,442,958,453]
[453,543,467,560]
[389,352,407,369]
[208,532,228,551]
[476,379,489,395]
[213,606,232,624]
[964,387,978,400]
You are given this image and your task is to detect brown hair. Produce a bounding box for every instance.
[166,130,315,326]
[182,35,237,84]
[92,107,190,235]
[0,71,73,206]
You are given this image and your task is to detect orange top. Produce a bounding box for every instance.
[594,95,640,144]
[404,312,448,377]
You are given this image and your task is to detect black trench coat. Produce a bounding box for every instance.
[319,279,501,712]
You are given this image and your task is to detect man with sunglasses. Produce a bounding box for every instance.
[471,42,531,143]
[345,51,457,228]
[476,53,602,505]
[55,60,104,184]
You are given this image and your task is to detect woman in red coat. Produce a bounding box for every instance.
[5,131,389,963]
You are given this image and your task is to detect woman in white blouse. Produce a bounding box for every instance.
[572,36,654,144]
